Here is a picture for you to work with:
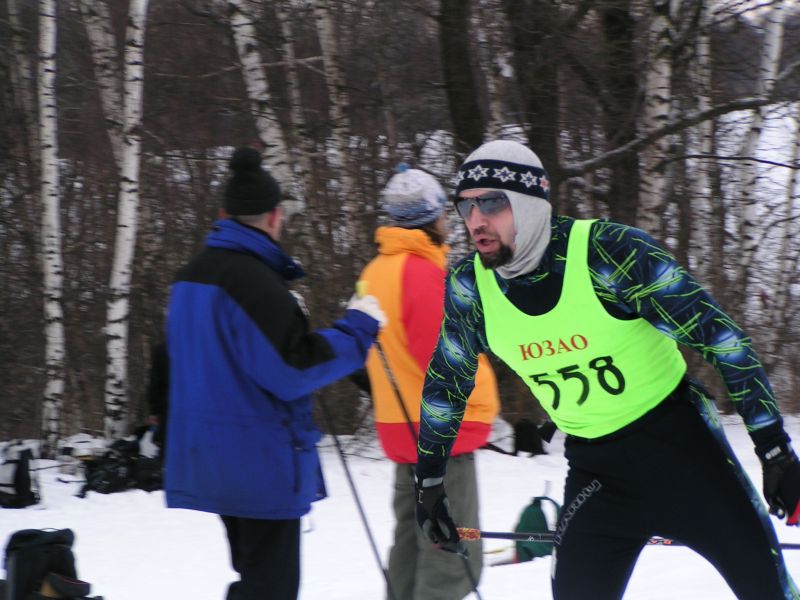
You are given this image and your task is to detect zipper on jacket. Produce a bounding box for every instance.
[284,420,301,494]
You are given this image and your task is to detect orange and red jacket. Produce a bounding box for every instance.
[359,226,499,464]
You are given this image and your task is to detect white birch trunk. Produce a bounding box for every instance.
[737,4,785,290]
[38,0,66,454]
[227,0,292,188]
[311,0,355,202]
[636,0,673,236]
[766,101,800,358]
[78,0,125,167]
[688,5,715,286]
[104,0,149,439]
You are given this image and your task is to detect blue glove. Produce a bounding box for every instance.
[415,482,468,555]
[756,440,800,525]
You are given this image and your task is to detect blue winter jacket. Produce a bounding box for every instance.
[165,219,378,519]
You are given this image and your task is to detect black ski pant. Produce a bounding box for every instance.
[551,390,795,600]
[221,515,300,600]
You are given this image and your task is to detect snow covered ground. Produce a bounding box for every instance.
[3,415,800,600]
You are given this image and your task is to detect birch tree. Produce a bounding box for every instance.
[104,0,149,439]
[311,0,356,206]
[273,0,337,279]
[78,0,124,167]
[275,0,315,205]
[736,3,786,295]
[38,0,66,454]
[227,0,292,187]
[687,3,720,289]
[765,102,800,363]
[637,0,674,235]
[305,0,369,260]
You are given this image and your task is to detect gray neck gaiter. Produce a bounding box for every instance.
[495,191,552,279]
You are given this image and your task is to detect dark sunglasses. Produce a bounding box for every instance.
[454,191,511,219]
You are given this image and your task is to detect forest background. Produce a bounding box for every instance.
[1,0,799,455]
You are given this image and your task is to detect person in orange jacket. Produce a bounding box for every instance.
[359,166,500,600]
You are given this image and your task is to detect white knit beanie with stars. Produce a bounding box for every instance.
[456,140,552,278]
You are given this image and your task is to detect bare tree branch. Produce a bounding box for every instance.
[662,153,800,170]
[561,95,797,179]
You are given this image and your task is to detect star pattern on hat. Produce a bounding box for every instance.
[493,166,516,182]
[519,171,539,188]
[467,165,489,181]
[539,175,550,192]
[455,158,549,201]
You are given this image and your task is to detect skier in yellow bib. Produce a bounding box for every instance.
[414,140,800,599]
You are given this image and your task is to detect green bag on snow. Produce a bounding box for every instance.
[514,496,561,561]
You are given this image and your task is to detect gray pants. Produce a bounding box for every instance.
[387,453,482,600]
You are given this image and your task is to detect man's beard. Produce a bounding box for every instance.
[478,242,513,269]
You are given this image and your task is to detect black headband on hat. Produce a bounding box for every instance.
[455,159,550,201]
[224,147,282,216]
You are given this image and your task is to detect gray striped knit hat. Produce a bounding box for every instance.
[455,140,550,201]
[381,165,446,228]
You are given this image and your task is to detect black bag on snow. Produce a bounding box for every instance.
[78,439,138,497]
[134,456,163,492]
[78,438,162,497]
[3,528,77,600]
[0,443,39,509]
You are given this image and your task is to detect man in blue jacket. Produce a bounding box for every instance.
[165,147,386,600]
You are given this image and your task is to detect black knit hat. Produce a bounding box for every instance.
[224,147,281,216]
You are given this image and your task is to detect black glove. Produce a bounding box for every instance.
[415,483,467,555]
[756,440,800,525]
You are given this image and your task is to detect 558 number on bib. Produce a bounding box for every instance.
[529,355,626,409]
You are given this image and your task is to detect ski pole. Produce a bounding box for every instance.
[318,396,399,600]
[359,281,484,600]
[458,528,800,550]
[374,339,484,600]
[374,340,419,445]
[357,280,420,447]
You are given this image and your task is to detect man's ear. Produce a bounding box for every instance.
[266,206,281,229]
[218,208,229,219]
